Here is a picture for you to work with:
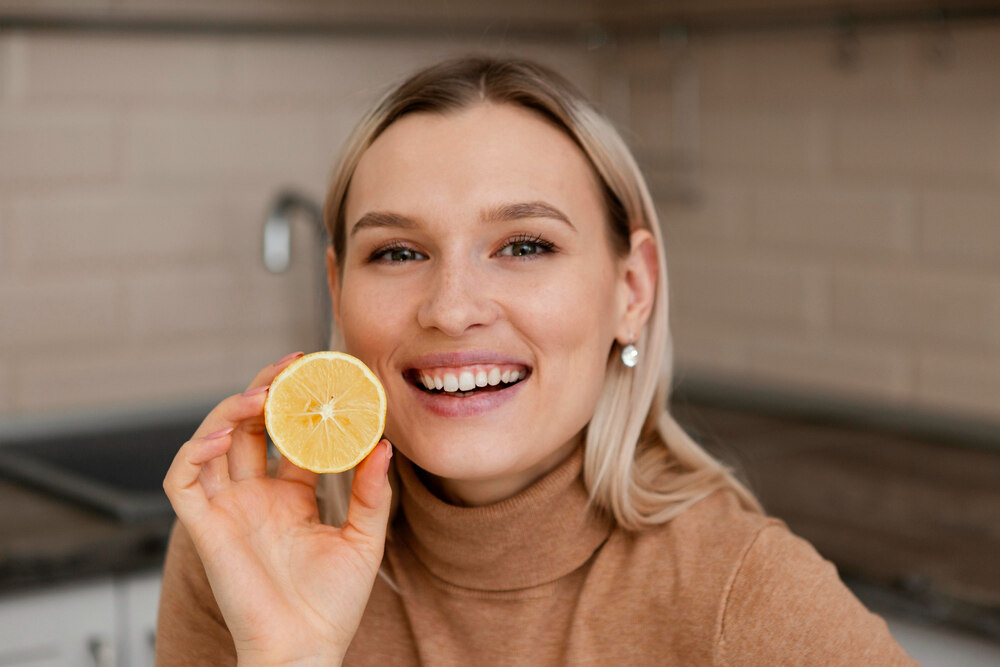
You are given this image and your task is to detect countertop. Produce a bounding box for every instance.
[1,400,998,639]
[0,477,172,593]
[674,401,1000,641]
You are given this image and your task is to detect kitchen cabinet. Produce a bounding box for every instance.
[115,572,161,667]
[0,571,161,667]
[0,577,117,666]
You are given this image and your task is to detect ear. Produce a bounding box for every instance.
[325,245,343,329]
[616,228,658,344]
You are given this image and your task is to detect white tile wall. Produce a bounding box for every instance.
[669,247,830,330]
[14,194,236,268]
[744,334,913,401]
[920,191,1000,267]
[0,28,600,416]
[917,352,1000,419]
[658,183,750,245]
[0,358,9,414]
[0,204,10,276]
[833,106,998,185]
[0,109,119,185]
[669,324,747,379]
[635,24,1000,422]
[0,275,123,347]
[124,109,329,188]
[700,106,820,178]
[125,266,242,337]
[750,187,914,258]
[22,34,226,102]
[916,25,1000,105]
[12,338,261,414]
[696,31,917,107]
[1,18,999,423]
[832,266,1000,348]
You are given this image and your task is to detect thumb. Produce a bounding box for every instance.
[343,439,393,547]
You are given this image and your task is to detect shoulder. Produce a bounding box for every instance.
[587,490,776,659]
[604,488,778,594]
[596,491,915,665]
[717,521,916,665]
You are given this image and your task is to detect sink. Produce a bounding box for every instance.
[0,415,202,522]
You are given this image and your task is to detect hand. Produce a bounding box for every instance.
[163,352,393,666]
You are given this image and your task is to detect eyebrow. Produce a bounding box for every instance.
[349,211,415,237]
[349,200,575,237]
[481,201,575,229]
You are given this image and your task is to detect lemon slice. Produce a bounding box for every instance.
[264,351,386,473]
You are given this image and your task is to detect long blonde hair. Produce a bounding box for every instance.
[318,56,761,529]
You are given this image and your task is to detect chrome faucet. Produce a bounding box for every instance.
[262,189,331,350]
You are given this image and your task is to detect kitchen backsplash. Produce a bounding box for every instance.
[0,19,998,422]
[637,25,1000,422]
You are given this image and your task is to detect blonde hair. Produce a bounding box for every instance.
[318,56,761,529]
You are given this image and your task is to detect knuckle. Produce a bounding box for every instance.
[223,393,245,410]
[241,420,267,437]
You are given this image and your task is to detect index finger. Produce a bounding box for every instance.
[246,351,304,392]
[227,351,305,480]
[187,351,302,442]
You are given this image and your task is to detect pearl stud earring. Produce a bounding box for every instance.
[620,337,638,368]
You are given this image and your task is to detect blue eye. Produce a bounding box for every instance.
[498,235,556,258]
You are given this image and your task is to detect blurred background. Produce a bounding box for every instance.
[0,0,998,665]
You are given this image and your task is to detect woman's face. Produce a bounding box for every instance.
[331,103,649,505]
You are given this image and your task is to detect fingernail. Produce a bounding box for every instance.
[243,385,269,397]
[383,440,393,475]
[206,427,234,440]
[273,351,305,366]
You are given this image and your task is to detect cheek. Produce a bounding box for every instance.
[511,267,619,360]
[337,279,407,370]
[512,272,618,438]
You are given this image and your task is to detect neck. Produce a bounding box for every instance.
[420,436,582,507]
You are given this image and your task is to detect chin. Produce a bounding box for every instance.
[390,430,531,483]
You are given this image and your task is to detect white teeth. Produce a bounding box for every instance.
[418,367,527,392]
[458,371,476,391]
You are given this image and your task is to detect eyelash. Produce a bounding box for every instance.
[499,234,556,258]
[367,234,557,263]
[367,241,419,263]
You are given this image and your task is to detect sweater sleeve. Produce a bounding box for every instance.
[155,521,238,666]
[716,523,918,666]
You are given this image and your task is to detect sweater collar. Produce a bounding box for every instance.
[394,447,613,591]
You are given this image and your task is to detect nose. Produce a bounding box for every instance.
[416,258,499,337]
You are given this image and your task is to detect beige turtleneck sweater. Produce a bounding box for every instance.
[157,448,915,665]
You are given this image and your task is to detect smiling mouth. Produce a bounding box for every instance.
[403,364,530,398]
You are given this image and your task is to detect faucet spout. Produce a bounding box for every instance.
[262,190,325,273]
[261,189,331,350]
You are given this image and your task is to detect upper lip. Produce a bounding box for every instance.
[403,349,532,371]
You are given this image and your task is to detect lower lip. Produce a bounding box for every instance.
[405,377,526,418]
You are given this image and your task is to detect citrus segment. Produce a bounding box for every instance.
[264,351,386,473]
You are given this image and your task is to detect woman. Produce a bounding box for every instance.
[158,56,913,665]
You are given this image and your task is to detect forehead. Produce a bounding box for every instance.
[344,103,605,225]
